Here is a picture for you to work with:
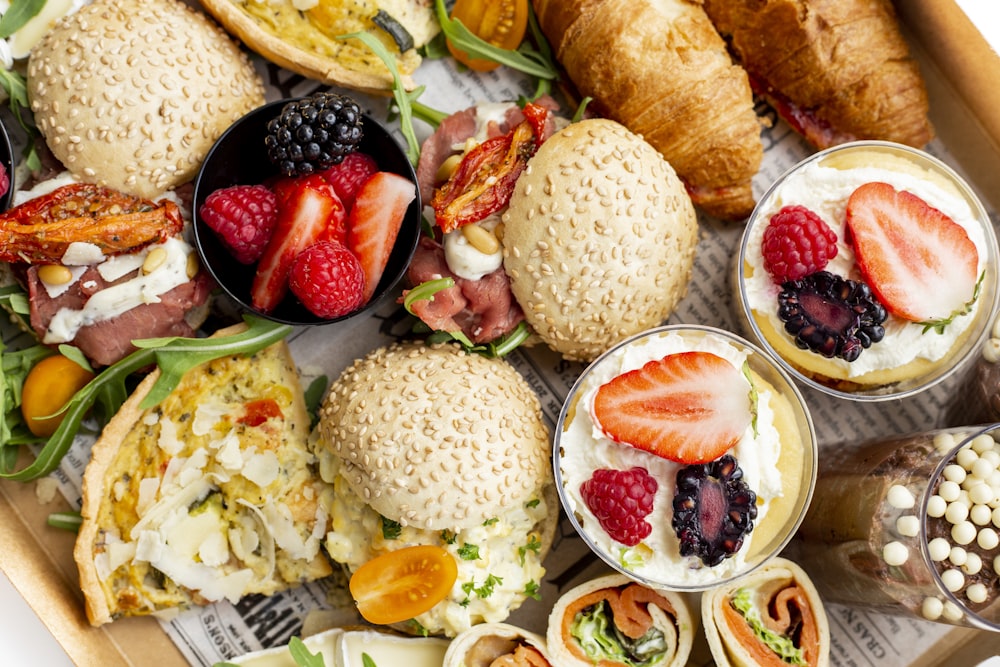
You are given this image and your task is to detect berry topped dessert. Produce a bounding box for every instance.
[554,325,816,591]
[737,141,999,399]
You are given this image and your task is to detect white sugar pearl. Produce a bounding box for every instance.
[946,501,970,524]
[971,504,993,526]
[979,528,1000,550]
[985,339,1000,363]
[991,471,1000,489]
[883,541,909,566]
[921,596,944,620]
[942,600,965,622]
[887,484,916,509]
[939,481,962,502]
[949,546,968,566]
[936,433,958,453]
[993,507,1000,528]
[982,450,1000,468]
[928,495,948,517]
[971,434,996,454]
[972,457,996,480]
[957,447,980,470]
[897,515,921,537]
[953,521,977,545]
[968,583,989,604]
[944,464,968,483]
[929,537,952,561]
[970,483,996,506]
[941,568,965,592]
[995,554,1000,574]
[963,553,983,575]
[992,317,1000,338]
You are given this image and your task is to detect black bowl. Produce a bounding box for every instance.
[192,98,421,326]
[0,117,14,212]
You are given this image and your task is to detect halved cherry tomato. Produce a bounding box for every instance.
[238,398,284,427]
[447,0,529,72]
[21,354,95,437]
[348,545,458,625]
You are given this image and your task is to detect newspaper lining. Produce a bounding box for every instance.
[32,22,995,667]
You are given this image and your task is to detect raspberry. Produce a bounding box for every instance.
[200,184,279,264]
[321,152,378,210]
[761,204,838,284]
[580,467,658,547]
[288,241,366,318]
[0,163,9,199]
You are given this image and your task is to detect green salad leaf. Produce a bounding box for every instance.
[570,600,668,667]
[731,588,806,665]
[0,315,292,481]
[0,0,45,38]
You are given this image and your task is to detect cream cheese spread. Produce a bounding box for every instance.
[558,330,785,587]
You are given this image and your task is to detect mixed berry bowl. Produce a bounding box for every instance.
[734,141,1000,401]
[192,93,421,326]
[553,324,817,592]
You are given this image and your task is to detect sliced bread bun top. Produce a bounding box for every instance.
[27,0,265,199]
[317,341,552,531]
[502,118,699,362]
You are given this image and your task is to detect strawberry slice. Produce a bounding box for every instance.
[347,171,416,302]
[251,174,346,313]
[846,181,979,322]
[592,351,753,464]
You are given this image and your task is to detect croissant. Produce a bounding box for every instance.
[702,0,933,149]
[533,0,763,221]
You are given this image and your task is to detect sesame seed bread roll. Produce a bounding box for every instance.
[27,0,265,199]
[701,557,831,667]
[443,622,554,667]
[318,340,553,533]
[502,118,699,363]
[546,573,695,667]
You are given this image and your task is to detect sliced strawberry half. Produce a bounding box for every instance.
[592,351,753,465]
[845,181,979,322]
[347,171,416,302]
[251,174,346,313]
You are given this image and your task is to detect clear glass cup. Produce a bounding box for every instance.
[553,324,817,592]
[734,141,1000,401]
[790,424,1000,630]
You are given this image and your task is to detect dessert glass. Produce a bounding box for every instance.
[791,424,1000,631]
[734,140,1000,401]
[553,324,817,592]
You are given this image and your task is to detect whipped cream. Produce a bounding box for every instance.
[743,155,990,378]
[558,330,787,588]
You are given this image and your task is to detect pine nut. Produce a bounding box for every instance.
[37,264,73,285]
[186,252,200,279]
[462,224,500,255]
[142,247,167,274]
[435,154,463,184]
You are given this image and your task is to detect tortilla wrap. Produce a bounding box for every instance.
[546,573,695,667]
[702,557,830,667]
[443,622,553,667]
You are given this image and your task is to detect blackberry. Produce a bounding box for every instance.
[672,455,757,567]
[777,270,887,362]
[265,92,364,178]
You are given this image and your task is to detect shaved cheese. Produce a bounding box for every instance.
[107,541,137,573]
[242,450,279,488]
[213,431,244,471]
[157,415,182,455]
[135,529,165,562]
[235,499,276,581]
[199,531,230,567]
[136,477,161,517]
[193,401,229,436]
[261,502,319,561]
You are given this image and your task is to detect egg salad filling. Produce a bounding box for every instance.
[315,444,551,638]
[80,341,335,620]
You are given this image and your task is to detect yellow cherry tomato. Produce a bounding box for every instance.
[21,354,95,437]
[348,545,458,625]
[447,0,529,72]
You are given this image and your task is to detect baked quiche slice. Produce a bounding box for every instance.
[74,325,334,626]
[199,0,440,93]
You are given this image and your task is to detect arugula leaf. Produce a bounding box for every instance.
[338,31,423,165]
[0,315,291,481]
[288,637,326,667]
[361,653,378,667]
[432,0,557,81]
[0,67,40,170]
[0,0,45,38]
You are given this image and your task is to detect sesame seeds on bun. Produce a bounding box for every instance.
[318,341,553,532]
[27,0,265,199]
[502,118,699,362]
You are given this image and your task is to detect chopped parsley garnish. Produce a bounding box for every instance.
[518,533,542,566]
[381,516,402,540]
[457,543,481,560]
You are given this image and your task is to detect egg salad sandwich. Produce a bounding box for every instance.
[74,323,334,625]
[313,340,557,638]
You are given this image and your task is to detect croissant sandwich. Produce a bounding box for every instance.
[532,0,763,221]
[546,574,695,667]
[701,557,830,667]
[702,0,933,149]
